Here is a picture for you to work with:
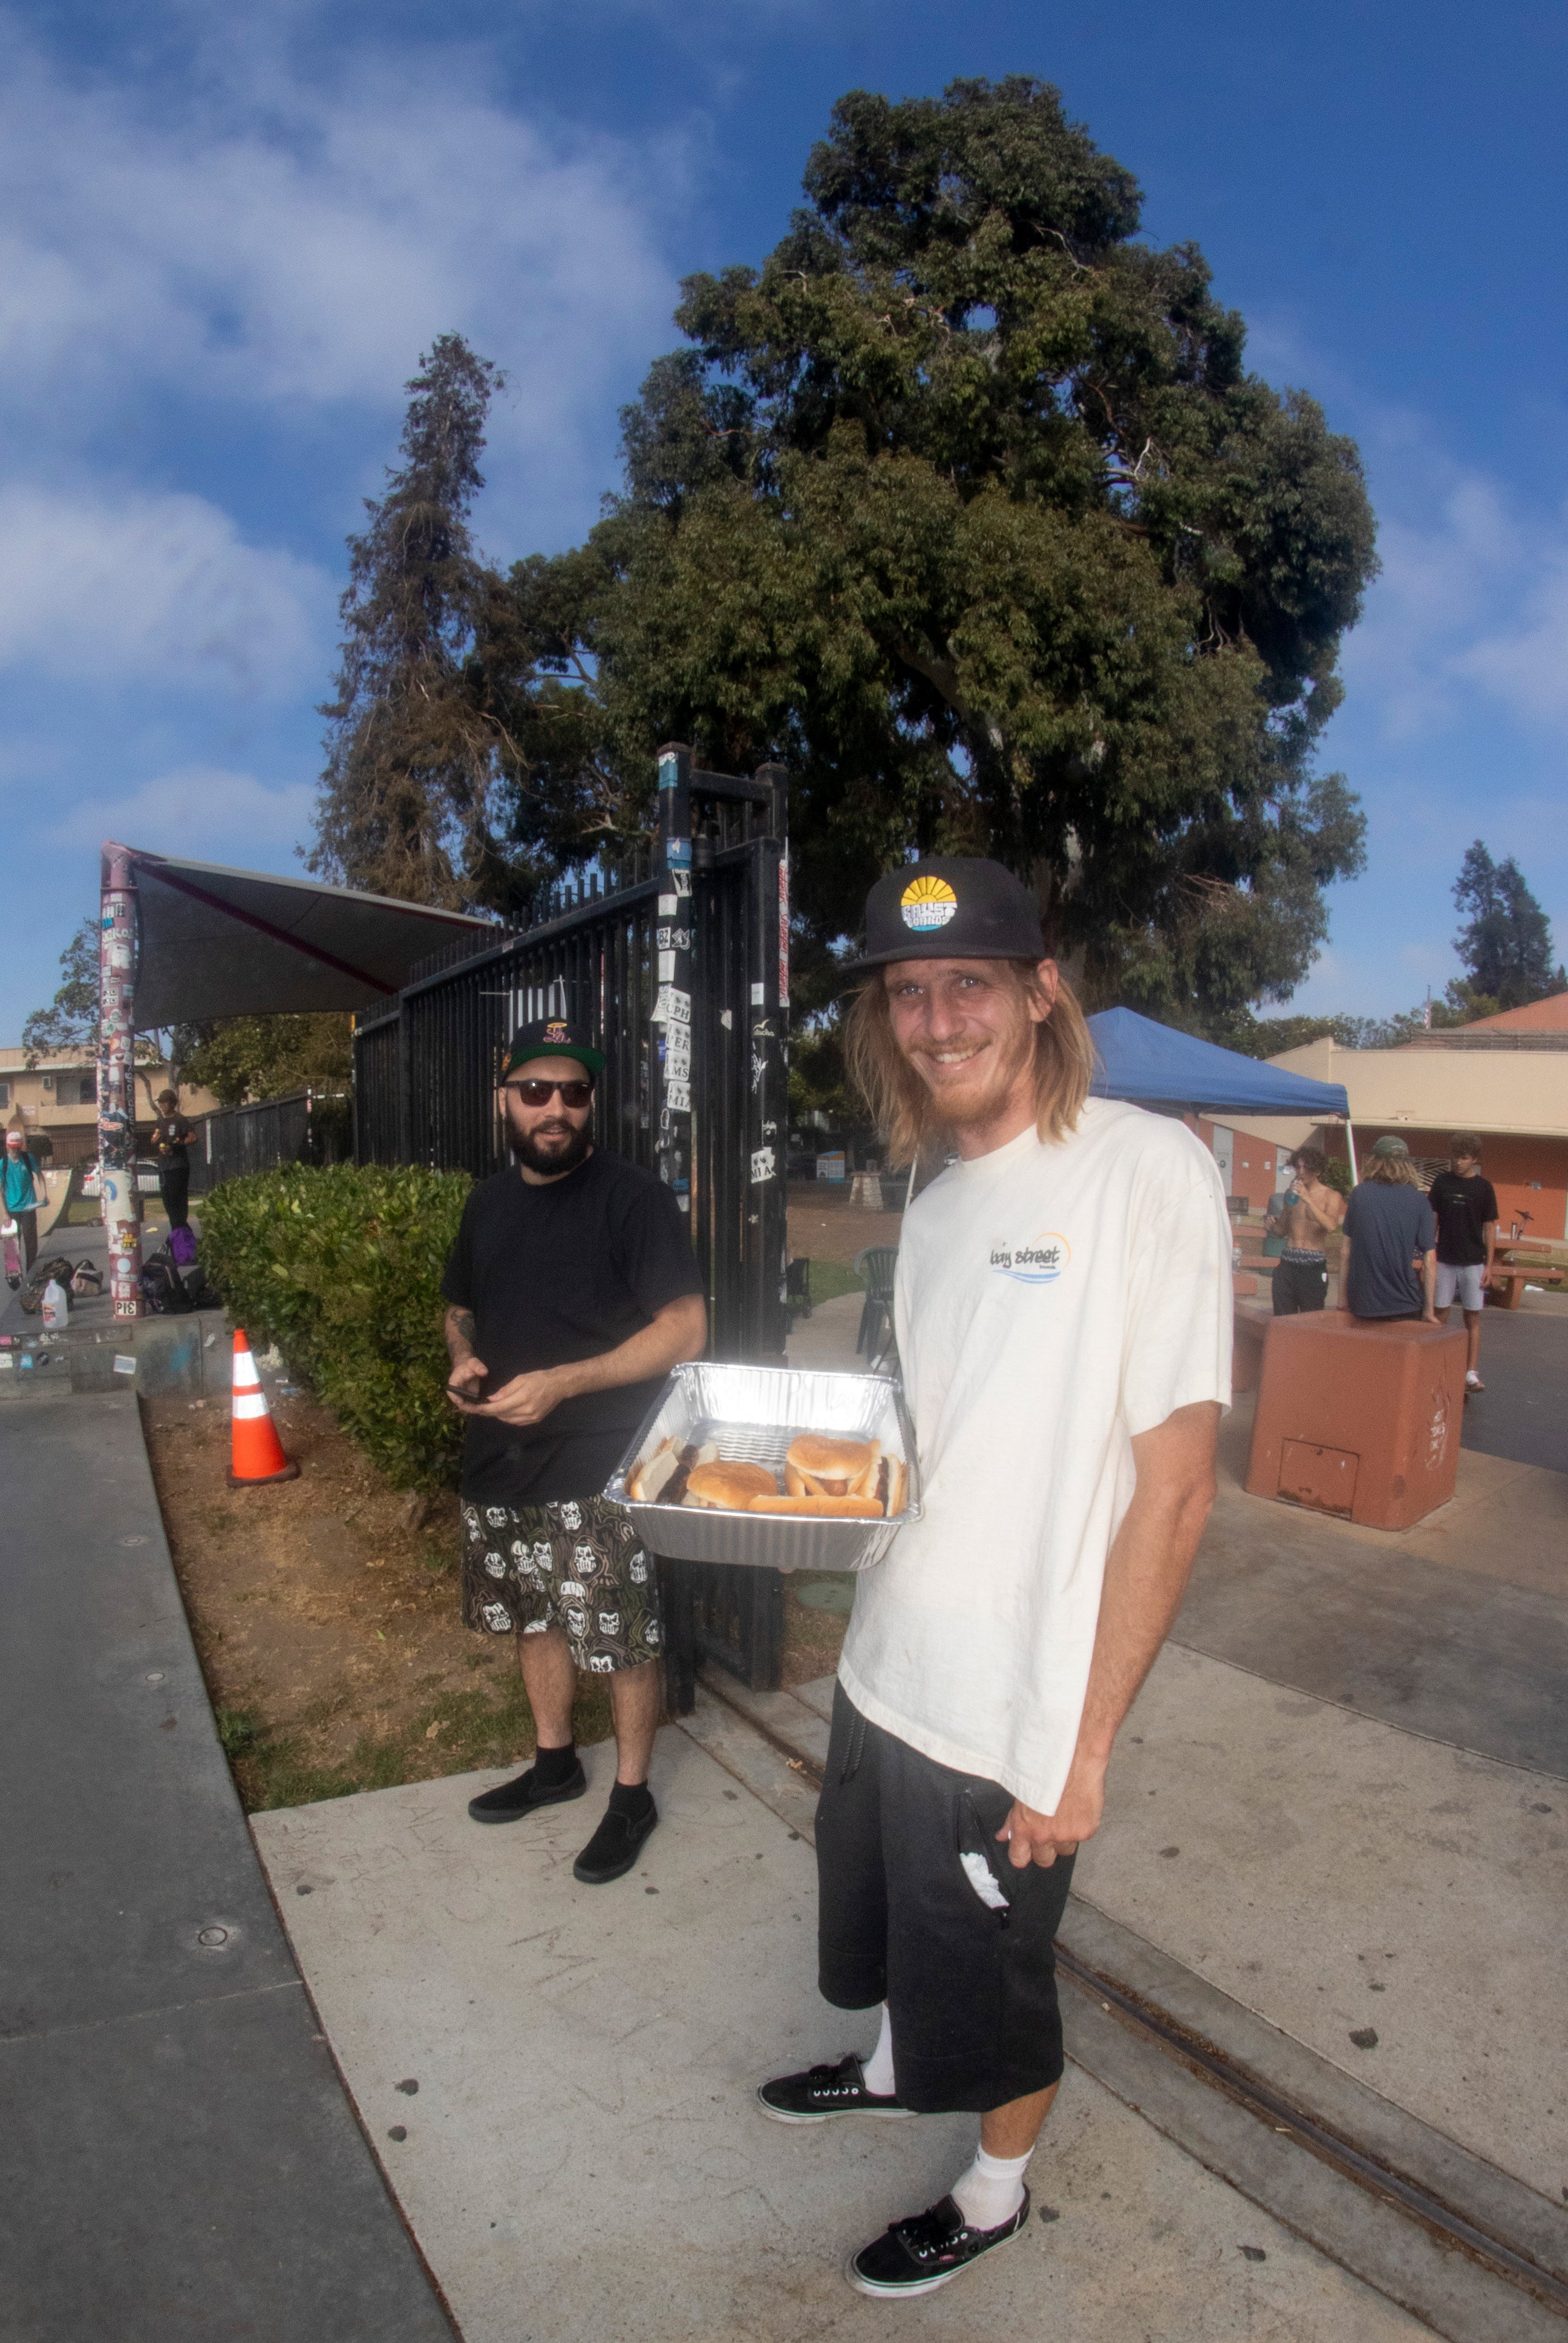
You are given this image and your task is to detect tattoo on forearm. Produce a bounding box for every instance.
[446,1307,476,1354]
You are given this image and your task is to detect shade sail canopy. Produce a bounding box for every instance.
[1088,1007,1350,1119]
[109,844,492,1027]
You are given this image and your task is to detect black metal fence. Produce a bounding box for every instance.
[190,1089,353,1193]
[351,748,791,1700]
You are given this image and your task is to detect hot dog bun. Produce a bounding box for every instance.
[628,1439,678,1503]
[629,1438,716,1504]
[747,1493,883,1518]
[784,1434,881,1499]
[685,1460,779,1510]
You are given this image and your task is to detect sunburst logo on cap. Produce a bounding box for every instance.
[900,874,958,931]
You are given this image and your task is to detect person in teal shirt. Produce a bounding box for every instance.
[3,1127,44,1281]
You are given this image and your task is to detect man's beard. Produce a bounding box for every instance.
[913,1032,1034,1131]
[507,1115,593,1177]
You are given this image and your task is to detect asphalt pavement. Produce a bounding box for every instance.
[1455,1293,1568,1473]
[0,1388,456,2343]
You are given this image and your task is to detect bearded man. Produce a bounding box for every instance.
[756,859,1232,2298]
[442,1020,707,1884]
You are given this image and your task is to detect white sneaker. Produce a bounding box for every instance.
[1465,1369,1484,1392]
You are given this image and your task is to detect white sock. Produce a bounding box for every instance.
[951,2145,1031,2232]
[860,2002,896,2097]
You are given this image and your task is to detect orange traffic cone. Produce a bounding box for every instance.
[227,1329,300,1487]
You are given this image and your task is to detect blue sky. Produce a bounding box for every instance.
[4,0,1566,1036]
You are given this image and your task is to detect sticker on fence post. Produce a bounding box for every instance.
[750,1145,776,1184]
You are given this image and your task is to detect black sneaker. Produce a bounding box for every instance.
[572,1797,658,1884]
[467,1760,587,1824]
[846,2191,1030,2298]
[756,2053,914,2123]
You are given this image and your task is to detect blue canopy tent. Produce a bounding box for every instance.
[1087,1006,1353,1167]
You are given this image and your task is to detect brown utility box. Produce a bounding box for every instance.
[1231,1298,1275,1394]
[1245,1309,1466,1530]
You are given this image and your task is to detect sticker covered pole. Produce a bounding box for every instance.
[652,743,693,1217]
[98,841,143,1318]
[746,762,789,1365]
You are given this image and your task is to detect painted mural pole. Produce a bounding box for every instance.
[98,842,143,1318]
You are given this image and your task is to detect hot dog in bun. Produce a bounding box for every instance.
[748,1493,883,1518]
[784,1434,881,1502]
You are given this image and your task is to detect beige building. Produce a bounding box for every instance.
[0,1045,221,1165]
[1209,1018,1568,1243]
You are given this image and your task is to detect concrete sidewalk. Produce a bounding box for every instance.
[253,1725,1432,2343]
[0,1389,455,2342]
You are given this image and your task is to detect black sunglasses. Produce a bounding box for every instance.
[503,1076,595,1108]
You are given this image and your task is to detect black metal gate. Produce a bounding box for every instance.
[351,746,791,1702]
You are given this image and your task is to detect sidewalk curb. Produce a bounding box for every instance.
[689,1667,1568,2343]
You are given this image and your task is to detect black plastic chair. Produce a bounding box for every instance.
[854,1246,898,1370]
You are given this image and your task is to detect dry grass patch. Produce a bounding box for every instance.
[141,1391,609,1811]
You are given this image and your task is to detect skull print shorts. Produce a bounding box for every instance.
[460,1495,662,1674]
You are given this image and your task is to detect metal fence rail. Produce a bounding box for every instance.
[351,749,791,1700]
[192,1089,353,1192]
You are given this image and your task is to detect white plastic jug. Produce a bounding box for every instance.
[41,1277,68,1331]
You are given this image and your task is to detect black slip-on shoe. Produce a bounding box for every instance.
[756,2053,915,2123]
[572,1798,658,1884]
[467,1760,587,1824]
[846,2190,1030,2298]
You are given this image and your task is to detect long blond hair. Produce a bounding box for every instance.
[1362,1151,1421,1187]
[845,960,1096,1170]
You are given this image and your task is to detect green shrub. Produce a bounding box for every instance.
[200,1163,471,1490]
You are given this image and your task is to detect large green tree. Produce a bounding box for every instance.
[500,76,1376,1020]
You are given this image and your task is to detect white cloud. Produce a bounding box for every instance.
[0,483,328,691]
[1341,459,1568,744]
[47,765,315,860]
[1459,540,1568,724]
[0,20,682,526]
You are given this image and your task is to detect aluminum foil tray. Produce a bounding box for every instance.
[604,1361,921,1573]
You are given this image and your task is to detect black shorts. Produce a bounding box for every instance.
[459,1495,662,1673]
[814,1686,1076,2114]
[1272,1254,1328,1314]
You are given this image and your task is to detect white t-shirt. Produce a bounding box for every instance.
[838,1097,1233,1814]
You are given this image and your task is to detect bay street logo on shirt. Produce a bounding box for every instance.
[990,1230,1071,1284]
[900,874,958,931]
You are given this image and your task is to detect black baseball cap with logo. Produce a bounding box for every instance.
[854,856,1047,971]
[501,1019,606,1080]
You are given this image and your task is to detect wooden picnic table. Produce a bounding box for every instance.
[1491,1247,1567,1309]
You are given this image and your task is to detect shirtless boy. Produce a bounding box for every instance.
[1265,1146,1345,1315]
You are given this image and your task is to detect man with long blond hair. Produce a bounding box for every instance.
[756,856,1232,2299]
[1341,1134,1439,1325]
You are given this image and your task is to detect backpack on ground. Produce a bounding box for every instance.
[168,1225,198,1267]
[140,1248,194,1315]
[71,1260,103,1296]
[19,1256,77,1315]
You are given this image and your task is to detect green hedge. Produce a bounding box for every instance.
[200,1163,471,1491]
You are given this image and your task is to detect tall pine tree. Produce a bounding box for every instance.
[1452,841,1563,1010]
[312,335,528,911]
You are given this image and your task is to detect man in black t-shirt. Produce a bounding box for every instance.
[1428,1133,1498,1395]
[441,1019,707,1885]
